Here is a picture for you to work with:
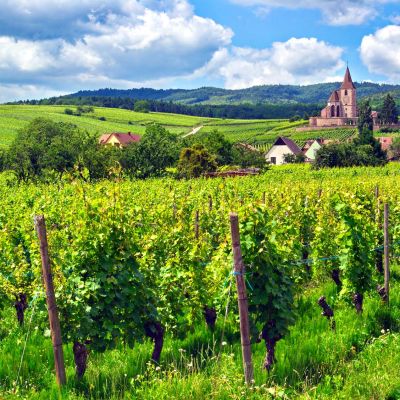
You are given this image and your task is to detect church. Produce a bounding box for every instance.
[309,67,358,128]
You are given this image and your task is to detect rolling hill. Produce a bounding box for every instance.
[0,104,359,150]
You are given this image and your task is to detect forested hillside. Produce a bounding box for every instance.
[69,82,400,105]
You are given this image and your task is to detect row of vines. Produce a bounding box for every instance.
[0,164,400,382]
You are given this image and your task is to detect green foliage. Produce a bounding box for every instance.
[177,144,217,178]
[357,100,373,133]
[314,142,386,169]
[283,153,306,164]
[380,94,398,124]
[134,100,150,113]
[120,124,179,178]
[390,136,400,159]
[240,205,296,344]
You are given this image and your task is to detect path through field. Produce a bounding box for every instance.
[183,125,203,138]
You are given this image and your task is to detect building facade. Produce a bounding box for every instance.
[309,67,358,128]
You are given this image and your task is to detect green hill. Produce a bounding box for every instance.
[69,82,400,105]
[0,104,359,149]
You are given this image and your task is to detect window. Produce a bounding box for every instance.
[270,157,276,165]
[345,90,348,95]
[337,105,340,117]
[331,105,335,117]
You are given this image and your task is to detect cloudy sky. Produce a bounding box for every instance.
[1,0,400,102]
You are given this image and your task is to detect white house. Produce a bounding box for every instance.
[302,139,323,161]
[265,137,302,165]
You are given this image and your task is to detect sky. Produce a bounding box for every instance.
[1,0,400,102]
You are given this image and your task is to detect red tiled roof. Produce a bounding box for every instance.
[341,67,356,90]
[99,132,141,145]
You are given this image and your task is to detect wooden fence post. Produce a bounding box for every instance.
[195,210,200,240]
[34,215,67,387]
[384,204,390,304]
[229,213,254,385]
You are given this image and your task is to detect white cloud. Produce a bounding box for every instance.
[0,0,233,100]
[360,25,400,81]
[196,38,345,89]
[230,0,395,25]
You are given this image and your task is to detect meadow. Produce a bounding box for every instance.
[1,164,400,399]
[0,105,360,149]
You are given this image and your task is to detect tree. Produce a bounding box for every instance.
[283,153,306,164]
[357,100,373,133]
[7,118,82,180]
[120,124,179,178]
[177,144,217,178]
[390,136,400,159]
[232,145,267,168]
[314,143,386,169]
[354,127,387,161]
[134,100,150,113]
[184,130,233,165]
[381,94,398,125]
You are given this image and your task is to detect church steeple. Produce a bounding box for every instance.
[341,66,356,90]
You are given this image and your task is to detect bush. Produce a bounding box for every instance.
[177,144,217,178]
[99,116,107,121]
[64,108,74,115]
[314,143,386,169]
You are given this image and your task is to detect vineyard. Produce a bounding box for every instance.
[0,105,362,150]
[0,164,400,399]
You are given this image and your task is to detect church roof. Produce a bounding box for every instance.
[329,90,340,102]
[341,66,356,90]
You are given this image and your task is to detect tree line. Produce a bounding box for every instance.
[9,96,323,120]
[0,118,266,182]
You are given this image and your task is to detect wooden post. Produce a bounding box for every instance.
[208,195,213,212]
[384,204,390,304]
[375,185,379,199]
[195,210,199,240]
[34,215,67,386]
[173,203,177,219]
[229,213,254,385]
[262,192,266,205]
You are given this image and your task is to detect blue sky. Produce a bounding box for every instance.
[0,0,400,102]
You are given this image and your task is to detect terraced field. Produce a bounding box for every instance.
[0,104,361,149]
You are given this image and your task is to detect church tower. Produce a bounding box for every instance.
[339,67,357,118]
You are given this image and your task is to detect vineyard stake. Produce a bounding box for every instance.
[195,210,200,240]
[375,185,379,199]
[34,215,67,387]
[384,204,390,304]
[208,195,213,212]
[262,192,266,205]
[229,213,254,386]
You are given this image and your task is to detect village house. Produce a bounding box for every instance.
[99,132,141,148]
[265,137,302,165]
[302,139,324,161]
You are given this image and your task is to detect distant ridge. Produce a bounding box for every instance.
[70,82,400,105]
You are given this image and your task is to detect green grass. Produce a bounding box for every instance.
[2,271,400,399]
[0,105,362,149]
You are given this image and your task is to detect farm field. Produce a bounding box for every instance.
[1,164,400,399]
[0,104,364,149]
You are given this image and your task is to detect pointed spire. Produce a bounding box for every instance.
[341,66,355,90]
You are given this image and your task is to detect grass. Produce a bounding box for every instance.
[2,269,400,399]
[0,104,366,149]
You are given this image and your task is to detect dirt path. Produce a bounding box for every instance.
[183,125,203,138]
